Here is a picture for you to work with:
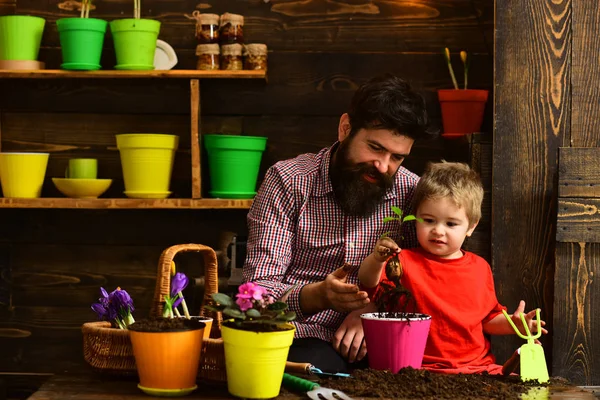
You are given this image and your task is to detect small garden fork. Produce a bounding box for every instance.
[282,373,353,400]
[501,309,549,383]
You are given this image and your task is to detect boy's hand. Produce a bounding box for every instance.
[511,300,548,336]
[374,237,401,262]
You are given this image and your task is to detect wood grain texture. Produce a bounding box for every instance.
[557,199,600,243]
[493,0,571,369]
[558,148,600,197]
[191,79,201,199]
[571,3,600,147]
[553,242,600,385]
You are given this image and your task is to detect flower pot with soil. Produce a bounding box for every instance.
[56,0,107,70]
[205,282,296,399]
[439,48,489,138]
[129,317,205,397]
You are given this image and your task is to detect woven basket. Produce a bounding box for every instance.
[82,243,227,382]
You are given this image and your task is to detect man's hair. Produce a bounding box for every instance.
[412,161,484,225]
[347,73,433,141]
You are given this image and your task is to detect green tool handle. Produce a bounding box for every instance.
[282,373,319,392]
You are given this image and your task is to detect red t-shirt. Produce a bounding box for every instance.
[362,247,506,374]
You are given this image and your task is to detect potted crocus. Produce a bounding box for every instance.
[128,271,206,397]
[438,48,489,138]
[205,283,296,399]
[360,206,432,374]
[91,286,136,329]
[109,0,160,70]
[56,0,108,70]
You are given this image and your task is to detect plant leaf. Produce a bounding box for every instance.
[268,301,288,311]
[282,311,296,321]
[380,231,391,238]
[382,216,398,223]
[212,293,233,307]
[246,308,261,318]
[391,206,403,218]
[223,307,245,319]
[402,215,417,222]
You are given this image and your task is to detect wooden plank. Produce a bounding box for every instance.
[27,0,492,54]
[492,0,571,367]
[0,70,266,79]
[191,80,201,199]
[0,52,492,117]
[0,198,252,209]
[559,148,600,198]
[557,199,600,243]
[572,2,600,147]
[553,242,600,385]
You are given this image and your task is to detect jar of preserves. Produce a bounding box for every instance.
[196,44,220,70]
[243,43,267,71]
[220,43,243,70]
[192,11,219,44]
[219,13,244,45]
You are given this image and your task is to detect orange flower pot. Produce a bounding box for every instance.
[438,89,489,137]
[129,325,204,396]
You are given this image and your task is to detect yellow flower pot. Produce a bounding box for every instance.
[0,152,49,198]
[116,134,179,199]
[222,324,295,399]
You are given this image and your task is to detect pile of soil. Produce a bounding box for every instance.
[282,368,572,399]
[128,317,205,332]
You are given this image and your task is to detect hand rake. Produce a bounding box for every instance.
[282,372,353,400]
[502,309,549,383]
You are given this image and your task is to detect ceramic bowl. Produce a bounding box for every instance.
[52,178,112,199]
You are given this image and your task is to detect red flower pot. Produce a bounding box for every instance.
[438,89,489,137]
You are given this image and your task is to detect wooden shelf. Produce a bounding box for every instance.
[0,198,253,209]
[0,70,266,79]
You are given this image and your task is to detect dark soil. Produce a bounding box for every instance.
[281,367,573,399]
[128,317,205,332]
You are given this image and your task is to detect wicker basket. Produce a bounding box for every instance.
[82,243,227,382]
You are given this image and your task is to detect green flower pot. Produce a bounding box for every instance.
[57,18,107,70]
[110,18,160,70]
[0,15,45,60]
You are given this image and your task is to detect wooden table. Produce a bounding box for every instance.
[25,373,600,400]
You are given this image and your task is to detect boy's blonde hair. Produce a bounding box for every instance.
[412,161,483,226]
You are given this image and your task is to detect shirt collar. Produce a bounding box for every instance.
[315,141,399,200]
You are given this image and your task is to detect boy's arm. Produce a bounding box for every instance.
[358,252,386,288]
[483,300,548,336]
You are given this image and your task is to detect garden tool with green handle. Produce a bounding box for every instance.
[501,309,549,383]
[282,373,353,400]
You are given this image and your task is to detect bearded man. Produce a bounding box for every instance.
[242,73,435,372]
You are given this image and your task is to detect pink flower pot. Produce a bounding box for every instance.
[361,312,431,373]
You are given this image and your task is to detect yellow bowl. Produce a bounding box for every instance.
[52,178,112,199]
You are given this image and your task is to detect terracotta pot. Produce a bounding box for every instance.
[438,89,489,137]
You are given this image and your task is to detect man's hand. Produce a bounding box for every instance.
[332,303,375,363]
[322,264,370,313]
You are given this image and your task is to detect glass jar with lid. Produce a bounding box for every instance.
[219,13,244,45]
[196,44,220,70]
[192,11,220,44]
[243,43,267,71]
[220,43,243,70]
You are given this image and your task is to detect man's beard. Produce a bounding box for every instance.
[330,140,395,217]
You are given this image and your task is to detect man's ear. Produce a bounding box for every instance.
[338,113,351,142]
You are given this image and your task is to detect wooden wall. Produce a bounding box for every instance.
[0,0,494,396]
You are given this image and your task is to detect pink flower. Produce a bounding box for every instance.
[238,282,268,301]
[236,296,253,312]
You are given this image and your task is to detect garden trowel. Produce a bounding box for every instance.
[501,309,549,383]
[282,373,353,400]
[285,361,352,378]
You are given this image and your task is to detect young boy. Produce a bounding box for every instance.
[358,161,547,374]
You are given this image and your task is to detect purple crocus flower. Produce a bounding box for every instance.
[91,302,107,320]
[171,273,189,296]
[110,287,135,313]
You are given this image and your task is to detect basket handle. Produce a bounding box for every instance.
[150,243,223,334]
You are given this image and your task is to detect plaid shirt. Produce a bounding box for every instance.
[243,143,419,342]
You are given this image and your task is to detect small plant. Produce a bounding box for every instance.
[133,0,141,19]
[377,206,421,313]
[80,0,93,18]
[162,261,191,319]
[91,287,135,329]
[444,47,470,90]
[205,282,296,332]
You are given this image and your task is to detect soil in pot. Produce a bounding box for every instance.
[281,367,574,399]
[128,316,205,332]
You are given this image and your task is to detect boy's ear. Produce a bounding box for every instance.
[466,221,479,237]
